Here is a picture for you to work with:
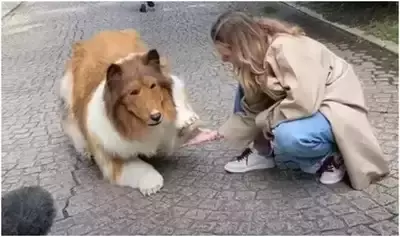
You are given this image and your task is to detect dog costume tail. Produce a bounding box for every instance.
[2,186,56,236]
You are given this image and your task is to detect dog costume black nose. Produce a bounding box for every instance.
[150,112,162,122]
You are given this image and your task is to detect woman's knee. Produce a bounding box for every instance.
[272,124,304,155]
[272,118,334,157]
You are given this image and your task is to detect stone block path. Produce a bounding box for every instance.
[2,2,398,235]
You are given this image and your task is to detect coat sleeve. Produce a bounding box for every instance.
[218,97,263,147]
[268,40,328,128]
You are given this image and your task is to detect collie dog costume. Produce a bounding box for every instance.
[60,30,202,196]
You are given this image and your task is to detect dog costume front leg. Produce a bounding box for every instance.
[170,75,204,144]
[91,146,163,196]
[117,158,164,196]
[62,113,88,156]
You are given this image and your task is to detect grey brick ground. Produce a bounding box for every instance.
[1,1,21,18]
[2,1,398,235]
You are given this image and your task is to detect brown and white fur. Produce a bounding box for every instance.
[60,30,202,196]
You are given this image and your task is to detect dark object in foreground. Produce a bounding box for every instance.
[2,186,56,235]
[147,1,155,7]
[140,1,155,13]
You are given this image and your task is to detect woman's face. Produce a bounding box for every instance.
[215,42,235,64]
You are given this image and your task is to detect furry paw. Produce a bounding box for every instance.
[177,114,201,136]
[183,114,199,129]
[176,111,199,130]
[138,170,164,196]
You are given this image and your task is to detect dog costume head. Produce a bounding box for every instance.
[104,49,177,139]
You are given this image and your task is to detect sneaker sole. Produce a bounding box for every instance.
[224,163,275,173]
[319,171,346,185]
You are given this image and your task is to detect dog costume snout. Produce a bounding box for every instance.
[150,111,162,122]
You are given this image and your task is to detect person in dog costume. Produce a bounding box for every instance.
[185,11,389,189]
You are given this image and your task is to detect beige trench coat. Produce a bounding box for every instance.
[219,34,390,190]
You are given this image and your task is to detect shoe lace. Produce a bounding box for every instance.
[235,148,253,165]
[325,164,335,172]
[319,154,343,173]
[318,155,334,173]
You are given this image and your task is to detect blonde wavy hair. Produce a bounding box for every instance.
[210,11,304,103]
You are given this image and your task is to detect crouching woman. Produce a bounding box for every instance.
[186,11,389,189]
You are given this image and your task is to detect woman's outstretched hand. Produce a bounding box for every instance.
[182,129,222,147]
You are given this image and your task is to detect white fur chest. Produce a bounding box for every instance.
[86,80,177,159]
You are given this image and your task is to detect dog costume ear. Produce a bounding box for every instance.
[145,49,160,66]
[145,49,171,76]
[106,63,123,90]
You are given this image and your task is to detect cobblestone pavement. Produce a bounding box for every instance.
[2,2,398,235]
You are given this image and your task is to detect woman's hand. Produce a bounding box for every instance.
[182,129,222,147]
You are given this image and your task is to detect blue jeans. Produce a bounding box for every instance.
[234,85,246,115]
[233,84,337,173]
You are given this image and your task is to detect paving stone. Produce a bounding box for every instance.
[378,177,398,188]
[370,220,399,235]
[278,209,304,221]
[265,220,309,235]
[385,186,399,198]
[212,187,234,197]
[317,216,346,231]
[176,195,203,208]
[347,225,379,235]
[340,190,368,200]
[50,218,75,233]
[321,229,348,235]
[2,1,398,235]
[315,194,343,206]
[212,221,240,235]
[234,191,257,200]
[67,223,94,235]
[385,202,399,215]
[173,229,198,235]
[327,203,358,216]
[184,209,211,220]
[366,207,395,221]
[292,197,317,209]
[189,221,218,232]
[121,222,152,235]
[269,197,294,210]
[351,197,379,211]
[149,226,175,235]
[207,211,253,222]
[393,216,398,225]
[302,206,332,220]
[167,218,194,229]
[198,199,224,211]
[284,188,310,199]
[342,212,374,227]
[253,210,279,223]
[370,192,398,206]
[236,222,267,235]
[255,190,284,200]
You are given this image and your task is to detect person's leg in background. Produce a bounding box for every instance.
[139,1,155,12]
[224,85,276,173]
[272,112,345,184]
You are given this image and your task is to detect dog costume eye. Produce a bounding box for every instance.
[130,89,140,95]
[150,83,156,89]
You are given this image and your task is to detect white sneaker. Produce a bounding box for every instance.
[224,148,276,173]
[319,154,346,185]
